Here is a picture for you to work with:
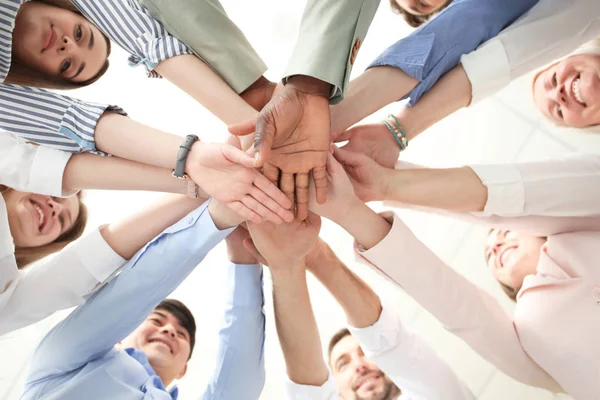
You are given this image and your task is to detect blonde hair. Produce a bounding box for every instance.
[532,37,600,133]
[4,0,111,90]
[0,185,88,269]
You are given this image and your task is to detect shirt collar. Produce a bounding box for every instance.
[124,348,179,399]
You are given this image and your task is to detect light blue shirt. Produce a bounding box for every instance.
[368,0,539,106]
[20,201,266,400]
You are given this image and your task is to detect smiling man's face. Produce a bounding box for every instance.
[330,335,400,400]
[119,308,192,383]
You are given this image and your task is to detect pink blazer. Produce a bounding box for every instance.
[355,155,600,399]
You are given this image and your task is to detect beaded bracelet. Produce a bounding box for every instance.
[382,114,409,150]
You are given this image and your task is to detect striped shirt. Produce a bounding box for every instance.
[0,0,192,154]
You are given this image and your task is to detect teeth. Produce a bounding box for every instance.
[34,204,44,228]
[149,340,172,353]
[572,78,585,105]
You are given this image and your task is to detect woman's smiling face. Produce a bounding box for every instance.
[3,190,80,248]
[533,54,600,128]
[12,1,108,83]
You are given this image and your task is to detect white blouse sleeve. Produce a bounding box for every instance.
[0,222,126,335]
[284,372,338,400]
[461,0,600,103]
[349,303,475,400]
[0,133,73,197]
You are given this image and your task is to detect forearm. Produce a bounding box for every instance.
[155,55,258,125]
[330,66,417,134]
[384,166,487,212]
[334,200,392,250]
[392,65,472,140]
[62,153,193,195]
[271,264,329,386]
[307,241,381,328]
[94,113,182,169]
[100,195,206,260]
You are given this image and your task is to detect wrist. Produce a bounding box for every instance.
[334,197,365,230]
[268,258,306,274]
[287,75,331,98]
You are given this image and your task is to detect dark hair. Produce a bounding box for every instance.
[389,0,453,28]
[327,328,352,366]
[0,185,89,269]
[156,299,196,360]
[4,0,111,90]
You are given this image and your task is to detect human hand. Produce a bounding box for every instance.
[333,123,400,169]
[239,76,277,112]
[229,76,331,220]
[244,212,322,268]
[332,146,391,202]
[308,148,361,222]
[207,199,245,230]
[186,141,293,224]
[225,225,259,265]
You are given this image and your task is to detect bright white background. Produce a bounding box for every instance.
[0,1,596,399]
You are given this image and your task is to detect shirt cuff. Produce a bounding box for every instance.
[284,371,338,400]
[28,146,74,197]
[348,302,405,356]
[468,164,525,216]
[460,39,512,105]
[72,227,127,284]
[60,103,126,154]
[226,263,263,308]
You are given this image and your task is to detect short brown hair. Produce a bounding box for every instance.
[0,185,88,269]
[4,0,111,90]
[389,0,453,28]
[328,328,352,366]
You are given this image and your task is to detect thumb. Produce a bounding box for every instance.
[326,150,345,176]
[332,146,362,167]
[253,109,276,168]
[332,128,354,143]
[228,119,256,137]
[226,134,242,150]
[243,237,268,265]
[222,144,256,168]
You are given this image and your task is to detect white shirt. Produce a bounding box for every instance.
[0,196,125,335]
[0,133,73,197]
[284,304,475,400]
[461,0,600,103]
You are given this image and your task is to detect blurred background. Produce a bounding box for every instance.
[0,1,593,399]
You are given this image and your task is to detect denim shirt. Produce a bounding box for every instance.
[368,0,539,106]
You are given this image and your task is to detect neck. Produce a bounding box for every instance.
[149,361,176,388]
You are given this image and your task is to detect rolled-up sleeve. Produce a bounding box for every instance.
[284,372,338,400]
[0,84,126,154]
[470,153,600,217]
[0,227,126,335]
[349,303,475,400]
[368,0,538,106]
[0,133,72,197]
[461,0,600,103]
[72,0,192,79]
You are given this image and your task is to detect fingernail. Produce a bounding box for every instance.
[254,151,260,162]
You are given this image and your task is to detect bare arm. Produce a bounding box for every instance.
[100,194,206,260]
[246,213,327,386]
[306,239,381,328]
[271,262,329,386]
[331,64,471,139]
[62,153,193,195]
[155,54,258,126]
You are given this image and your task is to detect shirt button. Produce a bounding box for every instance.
[188,216,195,225]
[592,287,600,303]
